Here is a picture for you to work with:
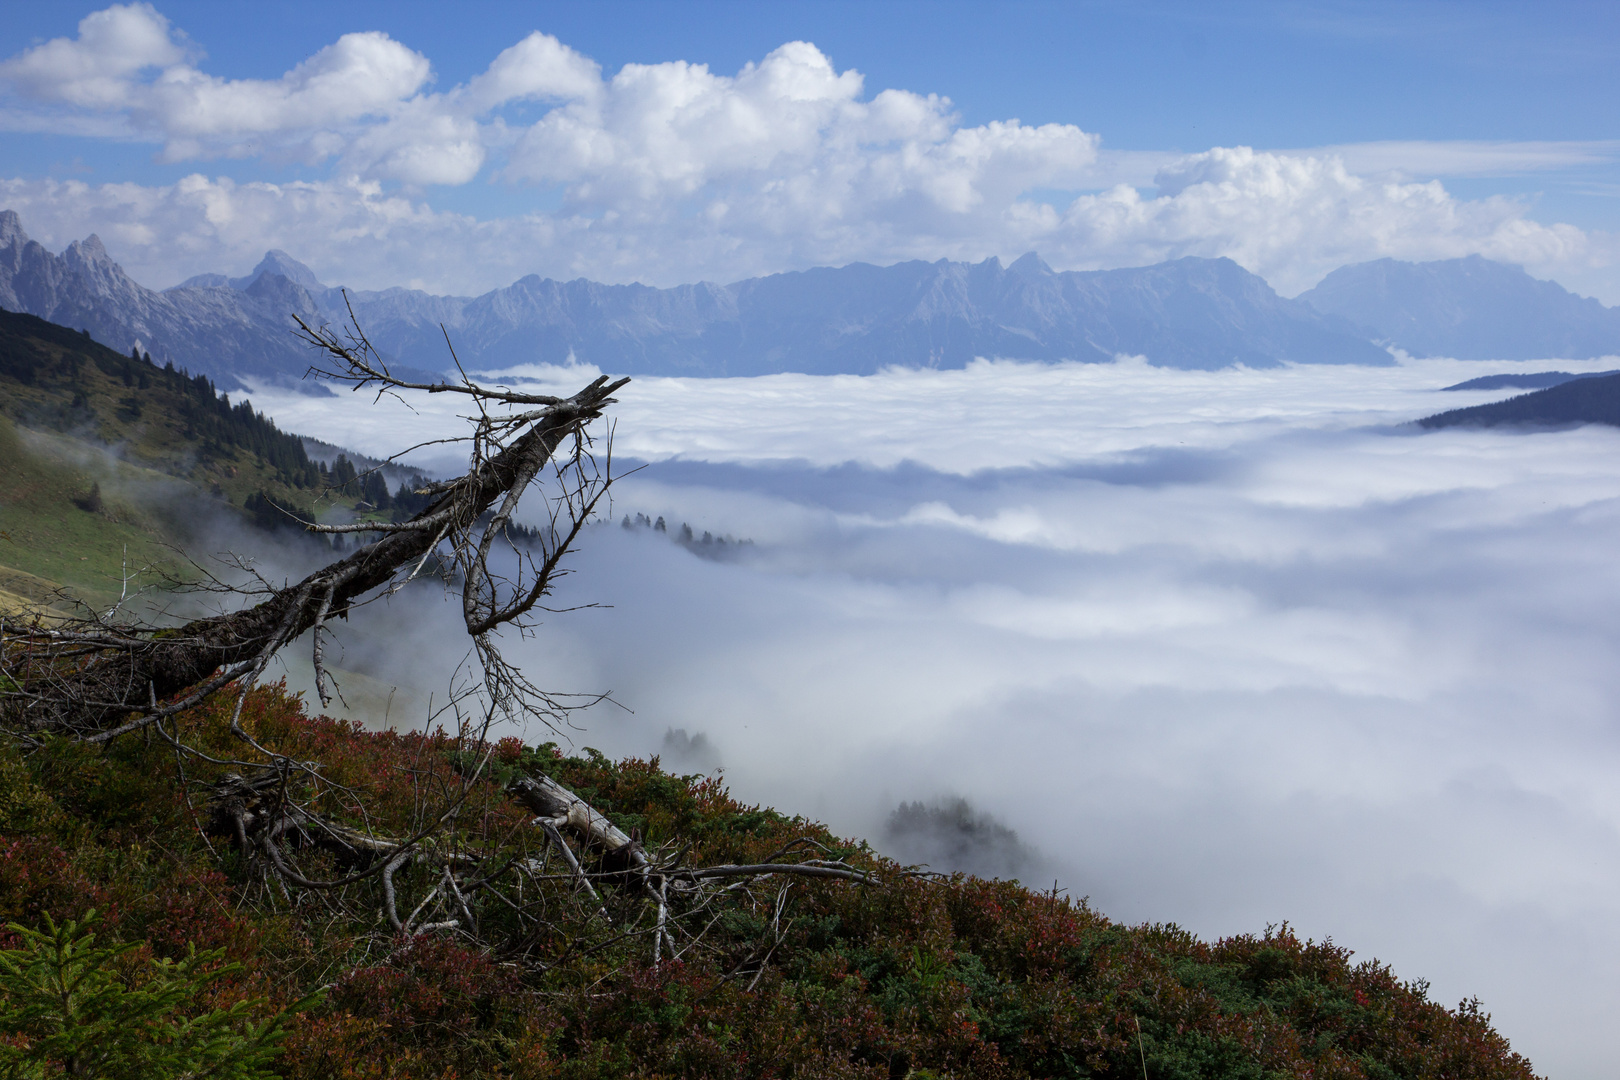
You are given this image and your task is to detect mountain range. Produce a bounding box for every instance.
[3,208,1618,388]
[1297,255,1620,360]
[0,211,326,391]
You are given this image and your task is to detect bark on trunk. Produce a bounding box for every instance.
[5,376,626,737]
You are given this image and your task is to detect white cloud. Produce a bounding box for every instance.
[244,357,1620,1078]
[5,153,1611,302]
[461,31,602,110]
[500,39,1098,235]
[0,3,185,110]
[1290,139,1620,179]
[1039,146,1597,294]
[147,31,431,153]
[0,9,1613,298]
[0,4,432,164]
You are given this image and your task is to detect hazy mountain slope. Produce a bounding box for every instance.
[2,208,1388,381]
[1440,369,1620,391]
[350,251,1389,375]
[1299,255,1620,360]
[0,306,321,499]
[1419,370,1620,429]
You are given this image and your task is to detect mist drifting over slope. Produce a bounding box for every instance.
[249,356,1620,1079]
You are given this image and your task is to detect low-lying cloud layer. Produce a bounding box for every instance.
[250,355,1620,1078]
[1,5,1612,296]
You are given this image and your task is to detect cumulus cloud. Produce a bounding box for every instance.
[2,7,1611,297]
[245,355,1620,1079]
[2,155,1609,304]
[1041,146,1595,294]
[0,4,432,164]
[0,3,186,111]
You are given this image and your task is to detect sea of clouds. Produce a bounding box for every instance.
[247,354,1620,1078]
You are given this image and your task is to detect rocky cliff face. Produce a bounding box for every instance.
[0,210,321,390]
[1298,255,1620,360]
[1,208,1392,383]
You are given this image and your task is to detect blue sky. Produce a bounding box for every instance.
[1,1,1617,297]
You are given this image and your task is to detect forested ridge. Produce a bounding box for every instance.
[1419,370,1620,431]
[0,306,318,492]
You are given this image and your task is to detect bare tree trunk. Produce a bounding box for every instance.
[510,773,645,866]
[2,374,626,740]
[3,311,879,969]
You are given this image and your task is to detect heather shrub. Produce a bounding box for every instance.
[0,685,1542,1078]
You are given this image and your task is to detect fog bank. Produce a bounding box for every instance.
[251,356,1620,1078]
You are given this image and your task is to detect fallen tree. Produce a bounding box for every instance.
[1,353,627,742]
[0,310,874,973]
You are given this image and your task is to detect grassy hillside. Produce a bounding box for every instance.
[0,685,1541,1079]
[0,415,194,609]
[0,307,320,505]
[0,308,389,609]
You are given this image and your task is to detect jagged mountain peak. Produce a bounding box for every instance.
[170,247,330,296]
[65,234,111,262]
[242,269,324,318]
[0,209,27,247]
[1007,251,1053,278]
[173,272,232,290]
[0,208,335,389]
[238,249,325,292]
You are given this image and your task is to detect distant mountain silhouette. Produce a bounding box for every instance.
[1441,370,1620,391]
[0,209,1389,384]
[1299,255,1620,360]
[337,250,1389,376]
[1419,371,1620,430]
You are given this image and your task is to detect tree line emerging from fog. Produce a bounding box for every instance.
[622,511,754,556]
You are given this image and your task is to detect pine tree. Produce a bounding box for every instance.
[0,910,311,1079]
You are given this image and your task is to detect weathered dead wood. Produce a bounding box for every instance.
[205,759,872,956]
[509,773,646,866]
[4,304,881,971]
[0,373,627,740]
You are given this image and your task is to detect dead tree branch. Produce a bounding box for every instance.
[0,322,627,741]
[2,305,882,977]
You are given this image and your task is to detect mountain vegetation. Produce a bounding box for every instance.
[1419,371,1620,431]
[0,307,407,608]
[0,685,1543,1079]
[0,306,318,494]
[1439,370,1618,392]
